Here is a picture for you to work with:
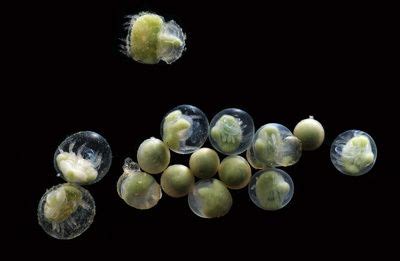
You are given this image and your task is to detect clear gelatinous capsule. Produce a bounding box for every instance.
[189,148,220,179]
[188,179,232,218]
[218,155,252,189]
[117,158,162,209]
[248,168,294,211]
[161,164,194,198]
[137,137,170,174]
[209,108,255,155]
[293,116,325,151]
[330,130,377,176]
[252,123,302,167]
[54,131,112,185]
[37,183,96,240]
[161,104,209,154]
[124,12,186,64]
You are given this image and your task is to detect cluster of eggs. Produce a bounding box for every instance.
[116,104,377,218]
[37,105,377,239]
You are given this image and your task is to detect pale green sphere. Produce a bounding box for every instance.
[161,165,195,198]
[117,170,161,210]
[218,156,251,189]
[294,116,325,151]
[189,148,220,179]
[137,137,170,174]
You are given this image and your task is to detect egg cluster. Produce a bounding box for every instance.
[116,105,377,219]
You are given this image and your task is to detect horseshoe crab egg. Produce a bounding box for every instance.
[124,12,186,64]
[252,123,302,167]
[330,130,377,176]
[293,116,325,151]
[161,104,209,154]
[117,158,162,210]
[137,137,170,174]
[246,146,269,170]
[218,155,252,190]
[248,168,294,211]
[37,183,96,240]
[189,148,220,179]
[188,179,232,218]
[209,108,255,155]
[54,131,112,185]
[161,164,195,198]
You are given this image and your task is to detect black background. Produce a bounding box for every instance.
[15,0,397,258]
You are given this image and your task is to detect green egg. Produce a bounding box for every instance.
[293,116,325,151]
[189,148,220,179]
[218,156,251,189]
[137,137,170,174]
[161,164,194,198]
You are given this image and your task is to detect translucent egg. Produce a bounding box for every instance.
[37,183,95,240]
[248,168,294,211]
[54,131,112,185]
[252,123,302,167]
[117,158,162,210]
[188,179,232,218]
[209,108,255,155]
[246,146,270,170]
[330,130,377,176]
[218,155,252,189]
[124,12,186,64]
[161,104,209,154]
[137,137,170,174]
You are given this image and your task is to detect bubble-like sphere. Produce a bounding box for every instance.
[137,137,170,174]
[188,179,232,218]
[218,155,252,189]
[37,183,95,239]
[252,123,302,167]
[54,131,112,185]
[117,158,162,209]
[124,12,186,64]
[161,104,209,154]
[209,108,255,155]
[248,168,294,211]
[330,130,377,176]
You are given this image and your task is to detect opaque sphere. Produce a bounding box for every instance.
[137,137,170,174]
[161,165,194,198]
[189,148,220,179]
[218,156,251,189]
